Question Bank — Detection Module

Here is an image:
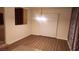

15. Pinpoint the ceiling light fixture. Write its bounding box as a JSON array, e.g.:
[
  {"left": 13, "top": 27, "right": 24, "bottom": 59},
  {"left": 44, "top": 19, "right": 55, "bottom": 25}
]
[{"left": 35, "top": 8, "right": 47, "bottom": 22}]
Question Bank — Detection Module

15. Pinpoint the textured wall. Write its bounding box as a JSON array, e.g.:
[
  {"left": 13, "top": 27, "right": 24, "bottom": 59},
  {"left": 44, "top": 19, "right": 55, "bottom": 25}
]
[{"left": 4, "top": 8, "right": 31, "bottom": 44}]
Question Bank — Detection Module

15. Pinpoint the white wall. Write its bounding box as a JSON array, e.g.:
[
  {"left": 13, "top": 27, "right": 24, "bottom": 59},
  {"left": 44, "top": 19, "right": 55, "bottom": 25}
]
[
  {"left": 4, "top": 8, "right": 31, "bottom": 44},
  {"left": 30, "top": 8, "right": 72, "bottom": 40},
  {"left": 4, "top": 7, "right": 72, "bottom": 44}
]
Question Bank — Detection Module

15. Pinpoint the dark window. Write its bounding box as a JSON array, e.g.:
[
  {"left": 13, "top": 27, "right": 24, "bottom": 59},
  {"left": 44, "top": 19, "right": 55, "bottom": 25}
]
[
  {"left": 15, "top": 8, "right": 23, "bottom": 25},
  {"left": 0, "top": 13, "right": 4, "bottom": 25}
]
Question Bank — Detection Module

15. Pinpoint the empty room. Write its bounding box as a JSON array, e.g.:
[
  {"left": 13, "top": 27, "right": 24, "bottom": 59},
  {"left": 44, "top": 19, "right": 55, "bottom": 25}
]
[{"left": 0, "top": 7, "right": 79, "bottom": 51}]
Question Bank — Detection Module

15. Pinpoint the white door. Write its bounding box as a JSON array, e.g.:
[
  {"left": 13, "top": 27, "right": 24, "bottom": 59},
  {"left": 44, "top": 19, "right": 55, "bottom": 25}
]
[
  {"left": 40, "top": 14, "right": 58, "bottom": 37},
  {"left": 32, "top": 13, "right": 58, "bottom": 38}
]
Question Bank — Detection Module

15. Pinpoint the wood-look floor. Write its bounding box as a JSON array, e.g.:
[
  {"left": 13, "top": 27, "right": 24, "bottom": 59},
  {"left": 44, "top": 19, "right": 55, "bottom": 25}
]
[
  {"left": 0, "top": 41, "right": 7, "bottom": 51},
  {"left": 7, "top": 35, "right": 69, "bottom": 51}
]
